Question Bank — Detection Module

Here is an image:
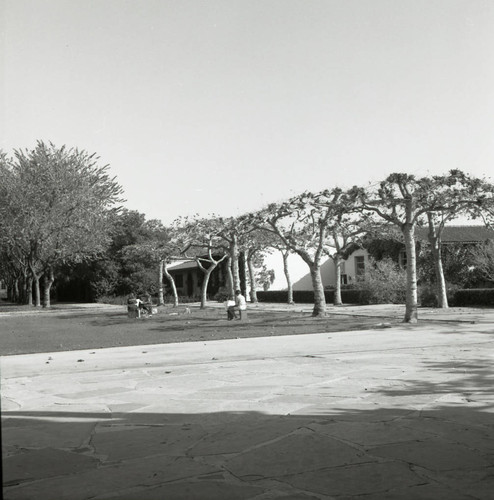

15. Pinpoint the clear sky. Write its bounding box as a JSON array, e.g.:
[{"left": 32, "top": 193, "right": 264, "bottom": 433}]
[{"left": 2, "top": 0, "right": 494, "bottom": 225}]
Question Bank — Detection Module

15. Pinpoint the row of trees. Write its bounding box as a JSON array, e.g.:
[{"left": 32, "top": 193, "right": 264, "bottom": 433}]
[{"left": 2, "top": 142, "right": 494, "bottom": 323}]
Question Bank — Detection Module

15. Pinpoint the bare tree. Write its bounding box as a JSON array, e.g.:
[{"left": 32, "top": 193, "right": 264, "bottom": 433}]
[
  {"left": 312, "top": 189, "right": 370, "bottom": 306},
  {"left": 352, "top": 174, "right": 435, "bottom": 323},
  {"left": 422, "top": 170, "right": 494, "bottom": 308},
  {"left": 254, "top": 190, "right": 342, "bottom": 317},
  {"left": 175, "top": 216, "right": 228, "bottom": 308}
]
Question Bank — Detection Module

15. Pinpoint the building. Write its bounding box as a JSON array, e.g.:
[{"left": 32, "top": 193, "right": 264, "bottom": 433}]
[
  {"left": 166, "top": 256, "right": 248, "bottom": 299},
  {"left": 164, "top": 226, "right": 494, "bottom": 297},
  {"left": 290, "top": 225, "right": 494, "bottom": 291}
]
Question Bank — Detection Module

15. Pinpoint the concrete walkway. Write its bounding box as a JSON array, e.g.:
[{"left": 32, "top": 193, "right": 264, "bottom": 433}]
[{"left": 2, "top": 305, "right": 494, "bottom": 499}]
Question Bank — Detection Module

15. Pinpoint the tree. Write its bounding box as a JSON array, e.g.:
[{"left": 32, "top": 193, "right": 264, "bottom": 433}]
[
  {"left": 3, "top": 142, "right": 123, "bottom": 307},
  {"left": 263, "top": 237, "right": 296, "bottom": 305},
  {"left": 176, "top": 216, "right": 228, "bottom": 308},
  {"left": 216, "top": 215, "right": 259, "bottom": 297},
  {"left": 120, "top": 221, "right": 182, "bottom": 306},
  {"left": 421, "top": 170, "right": 494, "bottom": 308},
  {"left": 352, "top": 174, "right": 437, "bottom": 323},
  {"left": 0, "top": 152, "right": 38, "bottom": 304},
  {"left": 254, "top": 190, "right": 341, "bottom": 317},
  {"left": 240, "top": 227, "right": 276, "bottom": 303},
  {"left": 256, "top": 264, "right": 276, "bottom": 292},
  {"left": 469, "top": 240, "right": 494, "bottom": 283},
  {"left": 311, "top": 189, "right": 370, "bottom": 306}
]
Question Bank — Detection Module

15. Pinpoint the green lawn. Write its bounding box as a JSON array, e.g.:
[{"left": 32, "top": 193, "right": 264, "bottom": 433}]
[{"left": 0, "top": 305, "right": 399, "bottom": 355}]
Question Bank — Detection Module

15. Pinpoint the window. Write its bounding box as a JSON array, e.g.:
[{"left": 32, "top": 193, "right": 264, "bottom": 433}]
[
  {"left": 174, "top": 274, "right": 184, "bottom": 288},
  {"left": 355, "top": 256, "right": 365, "bottom": 277},
  {"left": 340, "top": 262, "right": 347, "bottom": 284}
]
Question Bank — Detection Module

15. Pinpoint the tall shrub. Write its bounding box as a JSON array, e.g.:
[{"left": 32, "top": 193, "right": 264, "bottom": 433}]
[{"left": 357, "top": 257, "right": 407, "bottom": 304}]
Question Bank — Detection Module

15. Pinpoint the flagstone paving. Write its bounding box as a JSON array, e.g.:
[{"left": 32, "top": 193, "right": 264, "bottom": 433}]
[{"left": 2, "top": 307, "right": 494, "bottom": 499}]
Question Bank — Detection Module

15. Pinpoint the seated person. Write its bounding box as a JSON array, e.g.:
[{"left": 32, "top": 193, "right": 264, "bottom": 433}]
[
  {"left": 139, "top": 292, "right": 153, "bottom": 314},
  {"left": 225, "top": 296, "right": 236, "bottom": 320},
  {"left": 127, "top": 293, "right": 142, "bottom": 317},
  {"left": 234, "top": 289, "right": 247, "bottom": 318}
]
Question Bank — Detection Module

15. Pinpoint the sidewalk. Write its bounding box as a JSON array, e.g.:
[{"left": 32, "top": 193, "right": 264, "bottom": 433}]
[
  {"left": 213, "top": 300, "right": 494, "bottom": 323},
  {"left": 0, "top": 301, "right": 122, "bottom": 317},
  {"left": 2, "top": 307, "right": 494, "bottom": 499}
]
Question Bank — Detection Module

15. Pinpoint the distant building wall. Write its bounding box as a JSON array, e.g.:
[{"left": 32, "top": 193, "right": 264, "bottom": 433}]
[{"left": 291, "top": 248, "right": 370, "bottom": 291}]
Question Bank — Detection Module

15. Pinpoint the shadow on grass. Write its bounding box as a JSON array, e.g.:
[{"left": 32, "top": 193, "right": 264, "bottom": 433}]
[
  {"left": 0, "top": 304, "right": 412, "bottom": 356},
  {"left": 67, "top": 308, "right": 398, "bottom": 330}
]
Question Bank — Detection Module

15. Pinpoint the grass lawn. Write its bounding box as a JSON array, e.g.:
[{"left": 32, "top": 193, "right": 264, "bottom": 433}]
[{"left": 0, "top": 304, "right": 400, "bottom": 356}]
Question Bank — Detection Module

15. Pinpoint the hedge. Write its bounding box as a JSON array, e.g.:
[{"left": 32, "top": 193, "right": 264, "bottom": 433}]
[
  {"left": 256, "top": 289, "right": 362, "bottom": 305},
  {"left": 451, "top": 288, "right": 494, "bottom": 307},
  {"left": 257, "top": 288, "right": 494, "bottom": 308}
]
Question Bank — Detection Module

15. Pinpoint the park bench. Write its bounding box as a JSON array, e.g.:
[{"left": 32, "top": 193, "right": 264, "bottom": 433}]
[{"left": 127, "top": 303, "right": 158, "bottom": 319}]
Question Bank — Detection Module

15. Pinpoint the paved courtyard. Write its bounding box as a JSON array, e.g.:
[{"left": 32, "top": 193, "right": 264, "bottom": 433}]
[{"left": 2, "top": 305, "right": 494, "bottom": 499}]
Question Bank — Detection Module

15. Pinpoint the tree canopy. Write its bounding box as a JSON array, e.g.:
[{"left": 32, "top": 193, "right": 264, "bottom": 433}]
[
  {"left": 0, "top": 142, "right": 123, "bottom": 306},
  {"left": 2, "top": 141, "right": 494, "bottom": 319}
]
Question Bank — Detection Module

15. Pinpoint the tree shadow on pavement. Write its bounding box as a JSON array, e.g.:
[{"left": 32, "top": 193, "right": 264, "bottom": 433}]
[
  {"left": 3, "top": 404, "right": 494, "bottom": 500},
  {"left": 372, "top": 356, "right": 494, "bottom": 401}
]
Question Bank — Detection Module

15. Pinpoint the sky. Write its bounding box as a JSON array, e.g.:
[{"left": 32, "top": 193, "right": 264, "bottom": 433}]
[{"left": 2, "top": 0, "right": 494, "bottom": 226}]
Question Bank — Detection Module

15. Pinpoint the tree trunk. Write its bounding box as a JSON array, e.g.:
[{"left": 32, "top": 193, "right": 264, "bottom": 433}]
[
  {"left": 402, "top": 224, "right": 418, "bottom": 323},
  {"left": 26, "top": 275, "right": 33, "bottom": 306},
  {"left": 43, "top": 267, "right": 55, "bottom": 308},
  {"left": 309, "top": 262, "right": 326, "bottom": 317},
  {"left": 282, "top": 251, "right": 294, "bottom": 305},
  {"left": 158, "top": 260, "right": 165, "bottom": 305},
  {"left": 333, "top": 254, "right": 343, "bottom": 306},
  {"left": 427, "top": 218, "right": 448, "bottom": 308},
  {"left": 19, "top": 271, "right": 27, "bottom": 304},
  {"left": 163, "top": 265, "right": 179, "bottom": 307},
  {"left": 32, "top": 274, "right": 41, "bottom": 307},
  {"left": 433, "top": 246, "right": 448, "bottom": 308},
  {"left": 199, "top": 266, "right": 216, "bottom": 309},
  {"left": 230, "top": 237, "right": 241, "bottom": 292},
  {"left": 29, "top": 259, "right": 42, "bottom": 307},
  {"left": 225, "top": 256, "right": 234, "bottom": 296},
  {"left": 247, "top": 256, "right": 258, "bottom": 303},
  {"left": 12, "top": 279, "right": 19, "bottom": 303},
  {"left": 242, "top": 251, "right": 250, "bottom": 300}
]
